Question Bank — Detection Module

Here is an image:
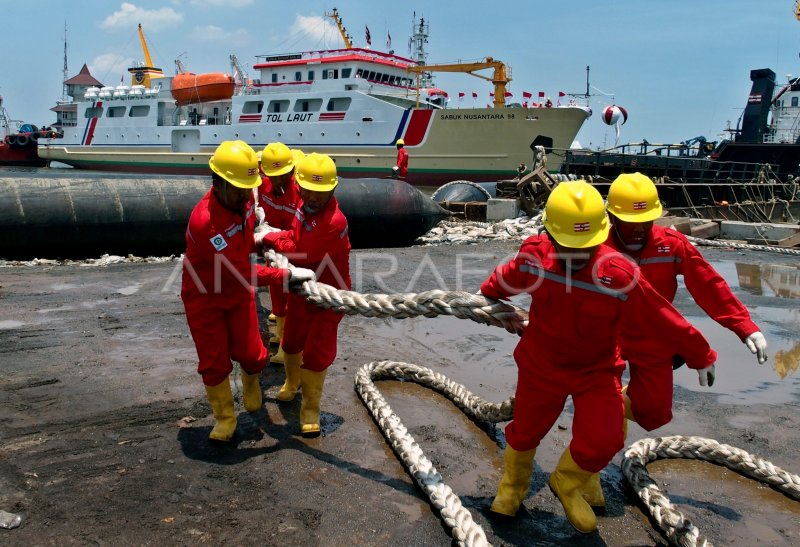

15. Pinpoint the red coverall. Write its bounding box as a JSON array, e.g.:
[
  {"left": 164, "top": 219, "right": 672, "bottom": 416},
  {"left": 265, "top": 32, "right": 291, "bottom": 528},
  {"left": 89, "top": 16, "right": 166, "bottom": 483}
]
[
  {"left": 396, "top": 147, "right": 408, "bottom": 179},
  {"left": 262, "top": 196, "right": 351, "bottom": 372},
  {"left": 479, "top": 235, "right": 717, "bottom": 472},
  {"left": 181, "top": 188, "right": 288, "bottom": 386},
  {"left": 607, "top": 224, "right": 759, "bottom": 430},
  {"left": 257, "top": 174, "right": 302, "bottom": 317}
]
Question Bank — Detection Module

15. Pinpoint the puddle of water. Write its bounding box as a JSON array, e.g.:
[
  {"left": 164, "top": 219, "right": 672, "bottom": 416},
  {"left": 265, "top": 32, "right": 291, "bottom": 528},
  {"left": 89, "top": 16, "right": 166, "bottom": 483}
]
[
  {"left": 0, "top": 320, "right": 24, "bottom": 329},
  {"left": 673, "top": 259, "right": 800, "bottom": 404},
  {"left": 732, "top": 262, "right": 800, "bottom": 300}
]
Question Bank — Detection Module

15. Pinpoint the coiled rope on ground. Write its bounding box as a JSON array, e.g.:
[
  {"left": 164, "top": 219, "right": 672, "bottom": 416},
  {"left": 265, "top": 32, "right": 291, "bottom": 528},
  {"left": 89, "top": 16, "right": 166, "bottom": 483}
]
[
  {"left": 622, "top": 436, "right": 800, "bottom": 547},
  {"left": 261, "top": 248, "right": 799, "bottom": 547},
  {"left": 686, "top": 234, "right": 800, "bottom": 256}
]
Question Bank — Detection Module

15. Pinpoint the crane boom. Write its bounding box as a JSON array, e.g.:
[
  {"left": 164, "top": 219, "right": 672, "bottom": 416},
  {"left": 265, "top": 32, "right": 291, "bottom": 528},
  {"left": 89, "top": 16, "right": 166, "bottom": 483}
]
[
  {"left": 325, "top": 8, "right": 352, "bottom": 49},
  {"left": 138, "top": 24, "right": 155, "bottom": 68},
  {"left": 407, "top": 57, "right": 511, "bottom": 109}
]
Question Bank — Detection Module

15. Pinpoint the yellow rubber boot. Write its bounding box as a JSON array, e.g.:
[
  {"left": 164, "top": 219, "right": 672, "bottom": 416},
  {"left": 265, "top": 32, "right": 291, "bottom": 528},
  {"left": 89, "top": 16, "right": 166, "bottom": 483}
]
[
  {"left": 240, "top": 369, "right": 263, "bottom": 412},
  {"left": 489, "top": 446, "right": 536, "bottom": 516},
  {"left": 276, "top": 351, "right": 302, "bottom": 402},
  {"left": 299, "top": 368, "right": 327, "bottom": 438},
  {"left": 269, "top": 317, "right": 286, "bottom": 364},
  {"left": 548, "top": 448, "right": 597, "bottom": 533},
  {"left": 582, "top": 472, "right": 605, "bottom": 508},
  {"left": 269, "top": 315, "right": 283, "bottom": 345},
  {"left": 204, "top": 377, "right": 237, "bottom": 442}
]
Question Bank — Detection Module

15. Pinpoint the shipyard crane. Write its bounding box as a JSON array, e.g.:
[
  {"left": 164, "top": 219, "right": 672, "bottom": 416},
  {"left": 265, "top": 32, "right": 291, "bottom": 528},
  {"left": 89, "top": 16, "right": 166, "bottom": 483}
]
[
  {"left": 325, "top": 7, "right": 353, "bottom": 49},
  {"left": 407, "top": 57, "right": 512, "bottom": 109},
  {"left": 229, "top": 54, "right": 250, "bottom": 94},
  {"left": 127, "top": 24, "right": 164, "bottom": 87}
]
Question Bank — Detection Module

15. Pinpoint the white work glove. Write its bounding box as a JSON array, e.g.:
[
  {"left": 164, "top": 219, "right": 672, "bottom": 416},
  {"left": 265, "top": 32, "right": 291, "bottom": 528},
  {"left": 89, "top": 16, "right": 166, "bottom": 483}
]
[
  {"left": 697, "top": 364, "right": 716, "bottom": 387},
  {"left": 289, "top": 267, "right": 316, "bottom": 285},
  {"left": 744, "top": 331, "right": 768, "bottom": 364},
  {"left": 254, "top": 206, "right": 265, "bottom": 225},
  {"left": 254, "top": 223, "right": 281, "bottom": 246}
]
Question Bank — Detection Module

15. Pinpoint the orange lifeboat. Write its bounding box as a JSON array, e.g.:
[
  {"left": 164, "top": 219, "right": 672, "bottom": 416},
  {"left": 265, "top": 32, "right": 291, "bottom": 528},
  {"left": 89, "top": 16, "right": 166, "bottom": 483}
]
[{"left": 171, "top": 72, "right": 235, "bottom": 105}]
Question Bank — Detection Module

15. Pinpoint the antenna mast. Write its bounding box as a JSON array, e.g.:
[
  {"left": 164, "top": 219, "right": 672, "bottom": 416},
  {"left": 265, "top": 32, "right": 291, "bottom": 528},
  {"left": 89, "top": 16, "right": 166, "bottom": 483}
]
[
  {"left": 410, "top": 13, "right": 433, "bottom": 88},
  {"left": 62, "top": 22, "right": 68, "bottom": 102}
]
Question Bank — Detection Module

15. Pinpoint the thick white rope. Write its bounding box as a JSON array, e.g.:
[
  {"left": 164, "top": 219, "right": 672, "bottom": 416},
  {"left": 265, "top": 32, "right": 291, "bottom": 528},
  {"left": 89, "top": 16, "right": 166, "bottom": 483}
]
[
  {"left": 355, "top": 361, "right": 514, "bottom": 547},
  {"left": 622, "top": 436, "right": 800, "bottom": 547},
  {"left": 686, "top": 234, "right": 800, "bottom": 256}
]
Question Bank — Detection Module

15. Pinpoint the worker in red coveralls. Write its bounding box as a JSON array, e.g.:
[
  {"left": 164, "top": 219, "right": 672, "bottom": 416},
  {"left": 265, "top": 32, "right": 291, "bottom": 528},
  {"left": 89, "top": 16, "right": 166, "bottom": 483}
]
[
  {"left": 255, "top": 152, "right": 351, "bottom": 438},
  {"left": 480, "top": 180, "right": 717, "bottom": 533},
  {"left": 181, "top": 140, "right": 316, "bottom": 443},
  {"left": 393, "top": 138, "right": 408, "bottom": 179},
  {"left": 256, "top": 142, "right": 304, "bottom": 366},
  {"left": 603, "top": 174, "right": 766, "bottom": 434}
]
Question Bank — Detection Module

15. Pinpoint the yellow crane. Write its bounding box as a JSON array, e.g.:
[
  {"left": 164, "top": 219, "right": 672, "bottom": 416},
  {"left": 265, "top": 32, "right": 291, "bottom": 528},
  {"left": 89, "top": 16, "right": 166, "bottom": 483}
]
[
  {"left": 407, "top": 57, "right": 511, "bottom": 109},
  {"left": 325, "top": 8, "right": 353, "bottom": 49},
  {"left": 127, "top": 23, "right": 164, "bottom": 87}
]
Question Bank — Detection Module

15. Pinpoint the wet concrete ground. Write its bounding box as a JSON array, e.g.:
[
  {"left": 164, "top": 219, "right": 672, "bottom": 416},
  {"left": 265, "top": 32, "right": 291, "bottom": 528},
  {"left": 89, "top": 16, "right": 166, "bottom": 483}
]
[{"left": 0, "top": 241, "right": 798, "bottom": 546}]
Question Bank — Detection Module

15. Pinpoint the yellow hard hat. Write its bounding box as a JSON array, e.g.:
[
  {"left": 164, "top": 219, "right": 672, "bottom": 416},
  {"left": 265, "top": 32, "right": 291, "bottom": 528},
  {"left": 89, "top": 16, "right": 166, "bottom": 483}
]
[
  {"left": 209, "top": 140, "right": 260, "bottom": 189},
  {"left": 543, "top": 180, "right": 610, "bottom": 248},
  {"left": 260, "top": 142, "right": 295, "bottom": 177},
  {"left": 295, "top": 152, "right": 338, "bottom": 192},
  {"left": 607, "top": 172, "right": 663, "bottom": 222},
  {"left": 396, "top": 138, "right": 404, "bottom": 146},
  {"left": 291, "top": 149, "right": 306, "bottom": 164}
]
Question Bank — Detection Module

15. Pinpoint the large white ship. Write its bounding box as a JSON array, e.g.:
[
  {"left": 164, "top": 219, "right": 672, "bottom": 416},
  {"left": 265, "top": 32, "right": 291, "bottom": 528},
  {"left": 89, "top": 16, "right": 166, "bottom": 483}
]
[{"left": 40, "top": 12, "right": 590, "bottom": 185}]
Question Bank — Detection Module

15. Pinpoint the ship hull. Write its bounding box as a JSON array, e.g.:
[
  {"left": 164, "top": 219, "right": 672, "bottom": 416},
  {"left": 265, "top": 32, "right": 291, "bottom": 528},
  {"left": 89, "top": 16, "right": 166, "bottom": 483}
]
[{"left": 40, "top": 103, "right": 588, "bottom": 184}]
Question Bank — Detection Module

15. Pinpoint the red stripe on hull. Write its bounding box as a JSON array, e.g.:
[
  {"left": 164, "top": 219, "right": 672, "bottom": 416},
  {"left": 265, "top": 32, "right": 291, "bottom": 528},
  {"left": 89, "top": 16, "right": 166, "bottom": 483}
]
[{"left": 402, "top": 110, "right": 433, "bottom": 146}]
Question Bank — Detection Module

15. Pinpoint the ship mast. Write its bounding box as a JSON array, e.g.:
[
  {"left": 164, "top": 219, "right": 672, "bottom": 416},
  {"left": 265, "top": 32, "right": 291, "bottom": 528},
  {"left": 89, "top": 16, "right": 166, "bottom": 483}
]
[
  {"left": 410, "top": 13, "right": 434, "bottom": 88},
  {"left": 62, "top": 22, "right": 68, "bottom": 103}
]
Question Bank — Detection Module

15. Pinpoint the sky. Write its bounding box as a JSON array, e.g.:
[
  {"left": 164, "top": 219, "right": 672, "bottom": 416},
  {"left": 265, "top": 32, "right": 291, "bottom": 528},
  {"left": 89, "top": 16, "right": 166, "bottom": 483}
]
[{"left": 1, "top": 0, "right": 799, "bottom": 150}]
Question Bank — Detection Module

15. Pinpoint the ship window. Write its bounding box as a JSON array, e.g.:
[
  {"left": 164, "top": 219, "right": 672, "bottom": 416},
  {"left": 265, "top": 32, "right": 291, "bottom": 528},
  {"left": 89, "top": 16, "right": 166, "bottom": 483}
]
[
  {"left": 792, "top": 96, "right": 798, "bottom": 107},
  {"left": 242, "top": 101, "right": 264, "bottom": 114},
  {"left": 295, "top": 71, "right": 302, "bottom": 82},
  {"left": 326, "top": 97, "right": 352, "bottom": 111},
  {"left": 271, "top": 73, "right": 278, "bottom": 83},
  {"left": 268, "top": 100, "right": 289, "bottom": 113},
  {"left": 342, "top": 68, "right": 352, "bottom": 78},
  {"left": 355, "top": 69, "right": 363, "bottom": 78},
  {"left": 308, "top": 70, "right": 315, "bottom": 81},
  {"left": 381, "top": 73, "right": 390, "bottom": 83},
  {"left": 85, "top": 106, "right": 103, "bottom": 118},
  {"left": 129, "top": 105, "right": 150, "bottom": 117},
  {"left": 107, "top": 106, "right": 126, "bottom": 118},
  {"left": 294, "top": 99, "right": 322, "bottom": 113},
  {"left": 367, "top": 71, "right": 376, "bottom": 81}
]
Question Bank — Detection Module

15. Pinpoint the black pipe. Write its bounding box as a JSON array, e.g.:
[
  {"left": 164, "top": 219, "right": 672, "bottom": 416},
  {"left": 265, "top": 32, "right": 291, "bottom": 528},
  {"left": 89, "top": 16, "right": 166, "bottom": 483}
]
[{"left": 0, "top": 174, "right": 449, "bottom": 259}]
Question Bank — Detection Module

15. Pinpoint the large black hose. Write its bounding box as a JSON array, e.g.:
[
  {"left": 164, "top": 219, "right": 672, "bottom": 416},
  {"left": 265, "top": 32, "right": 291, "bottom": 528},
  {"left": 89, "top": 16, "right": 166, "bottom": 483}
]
[{"left": 0, "top": 174, "right": 449, "bottom": 259}]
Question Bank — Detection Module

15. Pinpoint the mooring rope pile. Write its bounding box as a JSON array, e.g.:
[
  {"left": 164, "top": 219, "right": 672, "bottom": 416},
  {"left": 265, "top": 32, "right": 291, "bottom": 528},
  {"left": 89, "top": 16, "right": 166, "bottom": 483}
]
[
  {"left": 355, "top": 361, "right": 514, "bottom": 547},
  {"left": 622, "top": 435, "right": 800, "bottom": 547},
  {"left": 261, "top": 246, "right": 799, "bottom": 546},
  {"left": 416, "top": 214, "right": 543, "bottom": 246}
]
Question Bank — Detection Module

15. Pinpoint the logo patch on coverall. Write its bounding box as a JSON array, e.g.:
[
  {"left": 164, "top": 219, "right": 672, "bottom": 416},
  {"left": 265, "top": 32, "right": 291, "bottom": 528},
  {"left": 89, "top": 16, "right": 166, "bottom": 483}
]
[
  {"left": 657, "top": 245, "right": 671, "bottom": 253},
  {"left": 210, "top": 234, "right": 228, "bottom": 251}
]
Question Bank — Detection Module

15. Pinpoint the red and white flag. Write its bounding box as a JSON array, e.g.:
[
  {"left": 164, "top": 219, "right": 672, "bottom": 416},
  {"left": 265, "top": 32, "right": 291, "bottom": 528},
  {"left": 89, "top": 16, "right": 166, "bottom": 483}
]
[
  {"left": 458, "top": 92, "right": 465, "bottom": 101},
  {"left": 504, "top": 91, "right": 513, "bottom": 98},
  {"left": 538, "top": 91, "right": 545, "bottom": 98},
  {"left": 489, "top": 92, "right": 495, "bottom": 97},
  {"left": 558, "top": 91, "right": 566, "bottom": 97},
  {"left": 522, "top": 91, "right": 533, "bottom": 99},
  {"left": 471, "top": 91, "right": 478, "bottom": 99}
]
